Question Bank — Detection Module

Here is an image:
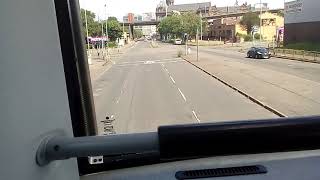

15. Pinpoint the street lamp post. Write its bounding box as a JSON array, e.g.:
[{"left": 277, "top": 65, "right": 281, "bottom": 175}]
[
  {"left": 260, "top": 0, "right": 262, "bottom": 43},
  {"left": 84, "top": 9, "right": 92, "bottom": 65},
  {"left": 253, "top": 2, "right": 264, "bottom": 44},
  {"left": 196, "top": 28, "right": 199, "bottom": 61},
  {"left": 105, "top": 3, "right": 109, "bottom": 56},
  {"left": 200, "top": 12, "right": 203, "bottom": 41}
]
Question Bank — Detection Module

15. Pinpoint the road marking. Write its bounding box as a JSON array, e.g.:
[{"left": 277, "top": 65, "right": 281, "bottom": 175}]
[
  {"left": 165, "top": 68, "right": 169, "bottom": 74},
  {"left": 170, "top": 76, "right": 176, "bottom": 84},
  {"left": 178, "top": 88, "right": 187, "bottom": 102},
  {"left": 192, "top": 110, "right": 201, "bottom": 123},
  {"left": 115, "top": 60, "right": 184, "bottom": 67},
  {"left": 110, "top": 115, "right": 114, "bottom": 119},
  {"left": 144, "top": 61, "right": 155, "bottom": 64},
  {"left": 117, "top": 58, "right": 181, "bottom": 65},
  {"left": 96, "top": 88, "right": 103, "bottom": 92},
  {"left": 161, "top": 63, "right": 164, "bottom": 67},
  {"left": 116, "top": 99, "right": 120, "bottom": 104}
]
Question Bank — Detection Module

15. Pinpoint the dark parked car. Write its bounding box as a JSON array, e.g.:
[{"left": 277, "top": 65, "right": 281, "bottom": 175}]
[{"left": 247, "top": 47, "right": 271, "bottom": 59}]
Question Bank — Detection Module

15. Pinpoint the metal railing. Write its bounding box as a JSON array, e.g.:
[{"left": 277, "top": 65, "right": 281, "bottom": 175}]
[{"left": 270, "top": 48, "right": 320, "bottom": 63}]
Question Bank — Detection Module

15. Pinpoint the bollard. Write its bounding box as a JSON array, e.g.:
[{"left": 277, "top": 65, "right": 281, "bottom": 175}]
[
  {"left": 292, "top": 49, "right": 295, "bottom": 58},
  {"left": 87, "top": 53, "right": 92, "bottom": 65}
]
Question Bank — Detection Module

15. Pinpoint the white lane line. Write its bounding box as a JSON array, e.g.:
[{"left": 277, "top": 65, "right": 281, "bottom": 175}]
[
  {"left": 170, "top": 76, "right": 176, "bottom": 84},
  {"left": 161, "top": 63, "right": 164, "bottom": 67},
  {"left": 192, "top": 110, "right": 201, "bottom": 123},
  {"left": 165, "top": 68, "right": 169, "bottom": 74},
  {"left": 116, "top": 99, "right": 120, "bottom": 104},
  {"left": 178, "top": 88, "right": 187, "bottom": 102}
]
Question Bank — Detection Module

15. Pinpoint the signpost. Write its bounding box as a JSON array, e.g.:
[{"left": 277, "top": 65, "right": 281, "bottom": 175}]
[{"left": 196, "top": 28, "right": 199, "bottom": 61}]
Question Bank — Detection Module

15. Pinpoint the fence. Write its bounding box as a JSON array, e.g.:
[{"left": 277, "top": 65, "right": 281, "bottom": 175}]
[{"left": 270, "top": 48, "right": 320, "bottom": 63}]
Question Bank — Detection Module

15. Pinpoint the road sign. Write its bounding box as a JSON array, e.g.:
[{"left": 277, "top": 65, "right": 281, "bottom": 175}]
[{"left": 252, "top": 26, "right": 259, "bottom": 33}]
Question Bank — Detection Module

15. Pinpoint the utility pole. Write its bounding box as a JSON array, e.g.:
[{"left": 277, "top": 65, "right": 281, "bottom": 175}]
[
  {"left": 166, "top": 4, "right": 168, "bottom": 17},
  {"left": 197, "top": 28, "right": 199, "bottom": 61},
  {"left": 200, "top": 12, "right": 203, "bottom": 41},
  {"left": 105, "top": 3, "right": 109, "bottom": 55},
  {"left": 185, "top": 33, "right": 188, "bottom": 55},
  {"left": 100, "top": 16, "right": 104, "bottom": 50},
  {"left": 84, "top": 9, "right": 92, "bottom": 65},
  {"left": 123, "top": 21, "right": 125, "bottom": 35},
  {"left": 259, "top": 0, "right": 262, "bottom": 43}
]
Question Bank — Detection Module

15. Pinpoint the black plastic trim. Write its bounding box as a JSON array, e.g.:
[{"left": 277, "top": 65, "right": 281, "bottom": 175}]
[
  {"left": 53, "top": 0, "right": 98, "bottom": 175},
  {"left": 159, "top": 116, "right": 320, "bottom": 159},
  {"left": 54, "top": 0, "right": 97, "bottom": 137},
  {"left": 175, "top": 165, "right": 267, "bottom": 179}
]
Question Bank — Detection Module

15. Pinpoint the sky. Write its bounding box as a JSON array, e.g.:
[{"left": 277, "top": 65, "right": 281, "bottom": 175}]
[{"left": 79, "top": 0, "right": 284, "bottom": 21}]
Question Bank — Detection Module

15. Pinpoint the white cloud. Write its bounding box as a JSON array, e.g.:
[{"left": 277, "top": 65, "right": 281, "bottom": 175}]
[{"left": 79, "top": 0, "right": 284, "bottom": 21}]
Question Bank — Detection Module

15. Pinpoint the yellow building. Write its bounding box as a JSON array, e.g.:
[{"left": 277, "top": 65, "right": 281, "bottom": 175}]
[
  {"left": 259, "top": 12, "right": 284, "bottom": 41},
  {"left": 207, "top": 10, "right": 284, "bottom": 42}
]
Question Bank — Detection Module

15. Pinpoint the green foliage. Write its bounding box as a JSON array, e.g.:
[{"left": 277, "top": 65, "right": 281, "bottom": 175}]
[
  {"left": 108, "top": 17, "right": 118, "bottom": 21},
  {"left": 254, "top": 33, "right": 261, "bottom": 40},
  {"left": 276, "top": 10, "right": 284, "bottom": 17},
  {"left": 158, "top": 12, "right": 202, "bottom": 39},
  {"left": 133, "top": 29, "right": 143, "bottom": 39},
  {"left": 158, "top": 15, "right": 183, "bottom": 37},
  {"left": 236, "top": 32, "right": 246, "bottom": 38},
  {"left": 106, "top": 18, "right": 122, "bottom": 41},
  {"left": 240, "top": 12, "right": 260, "bottom": 34},
  {"left": 285, "top": 42, "right": 320, "bottom": 52},
  {"left": 80, "top": 9, "right": 101, "bottom": 36},
  {"left": 244, "top": 34, "right": 253, "bottom": 42},
  {"left": 80, "top": 10, "right": 122, "bottom": 41},
  {"left": 108, "top": 41, "right": 117, "bottom": 48}
]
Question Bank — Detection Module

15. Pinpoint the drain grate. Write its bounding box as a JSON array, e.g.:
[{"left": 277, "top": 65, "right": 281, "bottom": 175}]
[{"left": 175, "top": 165, "right": 267, "bottom": 179}]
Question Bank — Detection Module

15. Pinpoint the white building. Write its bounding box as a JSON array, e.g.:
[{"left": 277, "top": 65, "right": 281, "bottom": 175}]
[{"left": 284, "top": 0, "right": 320, "bottom": 44}]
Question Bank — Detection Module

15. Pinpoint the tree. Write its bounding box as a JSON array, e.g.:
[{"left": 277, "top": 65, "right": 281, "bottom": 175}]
[
  {"left": 239, "top": 12, "right": 260, "bottom": 34},
  {"left": 108, "top": 17, "right": 118, "bottom": 21},
  {"left": 181, "top": 12, "right": 202, "bottom": 37},
  {"left": 80, "top": 9, "right": 101, "bottom": 37},
  {"left": 276, "top": 10, "right": 284, "bottom": 17},
  {"left": 158, "top": 12, "right": 202, "bottom": 40},
  {"left": 106, "top": 18, "right": 122, "bottom": 41},
  {"left": 158, "top": 15, "right": 183, "bottom": 39},
  {"left": 133, "top": 29, "right": 143, "bottom": 39}
]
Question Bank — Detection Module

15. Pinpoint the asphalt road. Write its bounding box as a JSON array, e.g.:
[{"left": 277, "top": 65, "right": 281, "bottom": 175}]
[
  {"left": 191, "top": 46, "right": 320, "bottom": 83},
  {"left": 93, "top": 41, "right": 276, "bottom": 135}
]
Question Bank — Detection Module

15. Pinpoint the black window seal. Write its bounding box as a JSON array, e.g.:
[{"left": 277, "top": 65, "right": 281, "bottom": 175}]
[{"left": 53, "top": 0, "right": 320, "bottom": 176}]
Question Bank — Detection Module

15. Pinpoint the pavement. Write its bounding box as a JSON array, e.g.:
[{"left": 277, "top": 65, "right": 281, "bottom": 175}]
[
  {"left": 185, "top": 45, "right": 320, "bottom": 117},
  {"left": 88, "top": 42, "right": 136, "bottom": 82},
  {"left": 91, "top": 41, "right": 278, "bottom": 135}
]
